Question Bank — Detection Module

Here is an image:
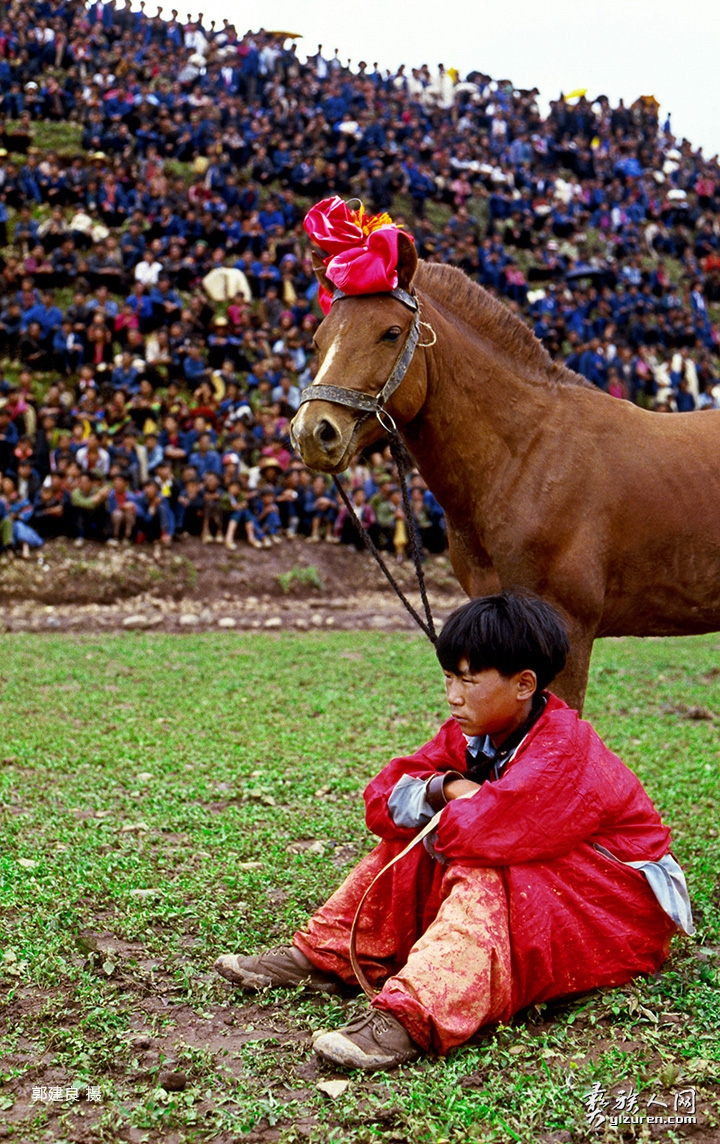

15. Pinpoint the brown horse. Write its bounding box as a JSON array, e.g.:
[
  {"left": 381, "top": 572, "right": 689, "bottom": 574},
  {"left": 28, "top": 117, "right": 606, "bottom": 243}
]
[{"left": 291, "top": 234, "right": 720, "bottom": 709}]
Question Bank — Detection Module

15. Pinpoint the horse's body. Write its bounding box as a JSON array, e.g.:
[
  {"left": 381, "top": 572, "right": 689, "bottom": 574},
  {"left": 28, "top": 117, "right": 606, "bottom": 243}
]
[{"left": 292, "top": 253, "right": 720, "bottom": 709}]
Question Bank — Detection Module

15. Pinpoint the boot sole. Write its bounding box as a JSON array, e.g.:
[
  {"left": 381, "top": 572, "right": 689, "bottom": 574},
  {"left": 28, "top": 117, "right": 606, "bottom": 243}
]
[{"left": 312, "top": 1030, "right": 419, "bottom": 1070}]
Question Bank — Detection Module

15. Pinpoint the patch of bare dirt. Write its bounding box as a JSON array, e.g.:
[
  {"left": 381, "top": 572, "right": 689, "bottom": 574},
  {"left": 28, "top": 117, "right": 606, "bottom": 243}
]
[
  {"left": 2, "top": 964, "right": 718, "bottom": 1143},
  {"left": 0, "top": 537, "right": 465, "bottom": 634},
  {"left": 0, "top": 971, "right": 326, "bottom": 1144}
]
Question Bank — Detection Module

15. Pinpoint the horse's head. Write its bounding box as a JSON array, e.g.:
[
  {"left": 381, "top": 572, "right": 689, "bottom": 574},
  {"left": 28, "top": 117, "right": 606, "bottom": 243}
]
[{"left": 291, "top": 232, "right": 427, "bottom": 472}]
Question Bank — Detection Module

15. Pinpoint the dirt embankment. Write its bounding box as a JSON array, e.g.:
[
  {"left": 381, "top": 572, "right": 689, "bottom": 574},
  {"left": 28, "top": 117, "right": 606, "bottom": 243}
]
[{"left": 0, "top": 539, "right": 466, "bottom": 634}]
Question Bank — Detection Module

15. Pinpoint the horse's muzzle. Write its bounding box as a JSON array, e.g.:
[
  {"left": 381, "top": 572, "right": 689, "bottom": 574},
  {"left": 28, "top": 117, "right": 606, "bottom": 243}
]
[{"left": 290, "top": 405, "right": 355, "bottom": 472}]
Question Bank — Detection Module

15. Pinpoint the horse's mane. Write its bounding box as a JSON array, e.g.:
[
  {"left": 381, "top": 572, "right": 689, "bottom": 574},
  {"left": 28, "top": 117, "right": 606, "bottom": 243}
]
[{"left": 415, "top": 262, "right": 593, "bottom": 390}]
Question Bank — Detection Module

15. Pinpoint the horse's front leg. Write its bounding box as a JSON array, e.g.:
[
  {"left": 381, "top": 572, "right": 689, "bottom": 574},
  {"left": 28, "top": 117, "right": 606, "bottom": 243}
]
[
  {"left": 548, "top": 626, "right": 594, "bottom": 713},
  {"left": 446, "top": 522, "right": 500, "bottom": 599},
  {"left": 446, "top": 521, "right": 596, "bottom": 713}
]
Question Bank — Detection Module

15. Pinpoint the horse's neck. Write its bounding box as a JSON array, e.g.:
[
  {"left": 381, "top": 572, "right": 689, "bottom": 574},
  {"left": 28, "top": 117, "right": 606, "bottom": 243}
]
[{"left": 405, "top": 295, "right": 552, "bottom": 510}]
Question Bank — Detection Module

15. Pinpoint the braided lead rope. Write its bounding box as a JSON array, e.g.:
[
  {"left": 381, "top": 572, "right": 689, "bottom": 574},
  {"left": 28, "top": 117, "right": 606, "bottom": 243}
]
[
  {"left": 332, "top": 472, "right": 436, "bottom": 642},
  {"left": 387, "top": 430, "right": 437, "bottom": 643}
]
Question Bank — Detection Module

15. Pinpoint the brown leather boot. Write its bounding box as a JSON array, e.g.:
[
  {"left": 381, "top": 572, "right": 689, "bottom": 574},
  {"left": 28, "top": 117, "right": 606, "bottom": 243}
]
[
  {"left": 312, "top": 1008, "right": 420, "bottom": 1070},
  {"left": 214, "top": 946, "right": 339, "bottom": 993}
]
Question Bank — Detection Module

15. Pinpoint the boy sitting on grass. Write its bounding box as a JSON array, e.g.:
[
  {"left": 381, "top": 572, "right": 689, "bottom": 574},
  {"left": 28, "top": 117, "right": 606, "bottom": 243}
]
[{"left": 215, "top": 592, "right": 693, "bottom": 1070}]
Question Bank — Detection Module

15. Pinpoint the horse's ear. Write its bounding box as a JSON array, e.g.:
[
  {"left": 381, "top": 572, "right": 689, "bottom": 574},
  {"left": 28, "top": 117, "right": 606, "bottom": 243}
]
[
  {"left": 396, "top": 231, "right": 418, "bottom": 292},
  {"left": 311, "top": 248, "right": 333, "bottom": 296}
]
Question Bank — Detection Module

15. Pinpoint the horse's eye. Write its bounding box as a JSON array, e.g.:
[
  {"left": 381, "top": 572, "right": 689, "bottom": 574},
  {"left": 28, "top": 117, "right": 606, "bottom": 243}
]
[{"left": 382, "top": 327, "right": 402, "bottom": 342}]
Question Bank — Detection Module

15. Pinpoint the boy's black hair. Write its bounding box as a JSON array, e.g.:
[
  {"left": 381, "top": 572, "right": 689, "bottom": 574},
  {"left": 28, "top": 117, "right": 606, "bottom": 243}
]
[{"left": 435, "top": 590, "right": 569, "bottom": 690}]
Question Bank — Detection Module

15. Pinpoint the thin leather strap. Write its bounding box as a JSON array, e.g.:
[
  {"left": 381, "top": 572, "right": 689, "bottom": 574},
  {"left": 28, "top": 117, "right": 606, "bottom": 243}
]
[
  {"left": 349, "top": 810, "right": 444, "bottom": 999},
  {"left": 349, "top": 791, "right": 476, "bottom": 999},
  {"left": 331, "top": 285, "right": 418, "bottom": 312}
]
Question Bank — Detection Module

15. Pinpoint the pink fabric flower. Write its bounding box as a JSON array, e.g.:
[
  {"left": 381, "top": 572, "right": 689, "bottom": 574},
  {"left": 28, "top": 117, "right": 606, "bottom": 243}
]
[
  {"left": 317, "top": 286, "right": 334, "bottom": 316},
  {"left": 327, "top": 228, "right": 400, "bottom": 295},
  {"left": 304, "top": 196, "right": 365, "bottom": 257},
  {"left": 304, "top": 196, "right": 413, "bottom": 308}
]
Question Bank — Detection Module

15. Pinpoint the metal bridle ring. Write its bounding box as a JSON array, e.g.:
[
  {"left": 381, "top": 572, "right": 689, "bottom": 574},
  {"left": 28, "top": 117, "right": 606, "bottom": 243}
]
[{"left": 376, "top": 406, "right": 398, "bottom": 434}]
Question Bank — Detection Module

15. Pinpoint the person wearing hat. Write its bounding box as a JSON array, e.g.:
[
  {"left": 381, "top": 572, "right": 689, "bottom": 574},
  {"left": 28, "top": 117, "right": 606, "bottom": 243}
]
[
  {"left": 207, "top": 314, "right": 238, "bottom": 373},
  {"left": 221, "top": 451, "right": 241, "bottom": 483},
  {"left": 257, "top": 455, "right": 283, "bottom": 483}
]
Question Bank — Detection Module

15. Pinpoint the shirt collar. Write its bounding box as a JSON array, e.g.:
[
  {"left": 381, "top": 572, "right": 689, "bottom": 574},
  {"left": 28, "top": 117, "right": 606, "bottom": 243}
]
[{"left": 464, "top": 732, "right": 496, "bottom": 758}]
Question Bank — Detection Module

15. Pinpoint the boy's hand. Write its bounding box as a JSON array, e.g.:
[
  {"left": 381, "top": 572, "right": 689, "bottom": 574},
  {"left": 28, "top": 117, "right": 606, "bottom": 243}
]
[{"left": 444, "top": 777, "right": 481, "bottom": 800}]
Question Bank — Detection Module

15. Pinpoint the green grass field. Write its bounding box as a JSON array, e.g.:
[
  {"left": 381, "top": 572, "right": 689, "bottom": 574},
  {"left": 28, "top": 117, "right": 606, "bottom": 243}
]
[{"left": 0, "top": 631, "right": 719, "bottom": 1143}]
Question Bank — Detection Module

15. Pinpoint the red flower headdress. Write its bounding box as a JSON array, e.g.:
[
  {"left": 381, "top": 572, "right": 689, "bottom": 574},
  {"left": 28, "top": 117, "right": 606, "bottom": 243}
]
[{"left": 303, "top": 196, "right": 415, "bottom": 315}]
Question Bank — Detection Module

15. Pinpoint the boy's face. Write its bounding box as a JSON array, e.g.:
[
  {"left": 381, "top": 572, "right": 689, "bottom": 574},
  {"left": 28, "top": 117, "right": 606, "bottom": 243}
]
[{"left": 443, "top": 659, "right": 536, "bottom": 746}]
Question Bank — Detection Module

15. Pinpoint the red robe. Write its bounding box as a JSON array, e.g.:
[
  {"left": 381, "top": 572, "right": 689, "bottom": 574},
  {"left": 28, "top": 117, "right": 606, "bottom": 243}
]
[
  {"left": 296, "top": 694, "right": 678, "bottom": 1051},
  {"left": 362, "top": 693, "right": 677, "bottom": 1014}
]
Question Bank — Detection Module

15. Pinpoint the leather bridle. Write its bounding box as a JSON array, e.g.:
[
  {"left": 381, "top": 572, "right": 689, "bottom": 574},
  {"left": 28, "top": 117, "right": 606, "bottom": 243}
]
[
  {"left": 294, "top": 282, "right": 437, "bottom": 647},
  {"left": 297, "top": 286, "right": 420, "bottom": 432}
]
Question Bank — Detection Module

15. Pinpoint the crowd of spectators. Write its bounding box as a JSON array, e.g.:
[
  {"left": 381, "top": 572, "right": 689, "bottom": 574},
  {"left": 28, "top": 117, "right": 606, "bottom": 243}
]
[{"left": 0, "top": 0, "right": 718, "bottom": 558}]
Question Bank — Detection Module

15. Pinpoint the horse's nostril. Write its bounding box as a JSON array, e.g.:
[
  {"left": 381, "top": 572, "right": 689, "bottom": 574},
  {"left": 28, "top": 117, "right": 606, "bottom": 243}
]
[{"left": 316, "top": 418, "right": 339, "bottom": 446}]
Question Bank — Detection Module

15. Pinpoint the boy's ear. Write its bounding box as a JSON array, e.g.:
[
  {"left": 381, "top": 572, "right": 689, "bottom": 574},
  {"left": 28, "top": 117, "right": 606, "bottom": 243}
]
[{"left": 517, "top": 669, "right": 538, "bottom": 699}]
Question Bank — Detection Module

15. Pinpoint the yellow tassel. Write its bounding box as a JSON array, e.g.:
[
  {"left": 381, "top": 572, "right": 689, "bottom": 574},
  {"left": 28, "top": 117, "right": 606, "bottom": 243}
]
[{"left": 350, "top": 205, "right": 395, "bottom": 236}]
